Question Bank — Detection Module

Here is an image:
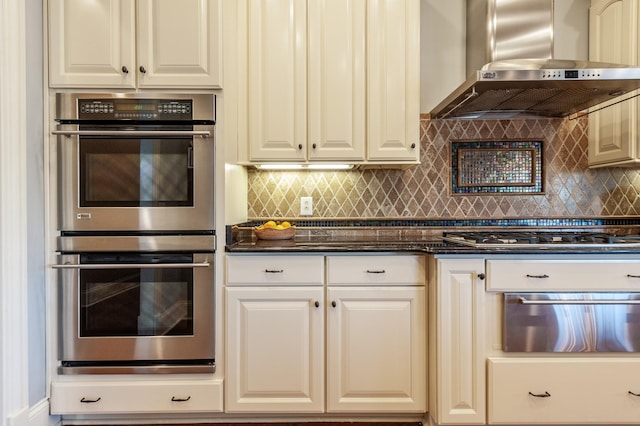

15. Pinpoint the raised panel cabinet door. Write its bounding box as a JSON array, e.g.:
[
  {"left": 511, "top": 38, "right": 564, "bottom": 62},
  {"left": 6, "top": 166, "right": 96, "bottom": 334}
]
[
  {"left": 366, "top": 0, "right": 420, "bottom": 162},
  {"left": 48, "top": 0, "right": 136, "bottom": 88},
  {"left": 247, "top": 0, "right": 307, "bottom": 161},
  {"left": 225, "top": 287, "right": 324, "bottom": 412},
  {"left": 307, "top": 0, "right": 366, "bottom": 161},
  {"left": 588, "top": 0, "right": 640, "bottom": 166},
  {"left": 431, "top": 258, "right": 486, "bottom": 424},
  {"left": 326, "top": 286, "right": 426, "bottom": 412},
  {"left": 136, "top": 0, "right": 222, "bottom": 88}
]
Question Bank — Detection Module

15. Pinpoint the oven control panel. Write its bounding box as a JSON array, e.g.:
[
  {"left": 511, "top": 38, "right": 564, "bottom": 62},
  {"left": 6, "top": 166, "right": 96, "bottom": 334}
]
[{"left": 78, "top": 99, "right": 193, "bottom": 120}]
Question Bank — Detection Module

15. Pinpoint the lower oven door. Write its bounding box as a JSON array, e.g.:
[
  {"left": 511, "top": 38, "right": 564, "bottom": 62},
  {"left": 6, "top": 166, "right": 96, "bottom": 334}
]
[
  {"left": 56, "top": 252, "right": 214, "bottom": 374},
  {"left": 504, "top": 292, "right": 640, "bottom": 352}
]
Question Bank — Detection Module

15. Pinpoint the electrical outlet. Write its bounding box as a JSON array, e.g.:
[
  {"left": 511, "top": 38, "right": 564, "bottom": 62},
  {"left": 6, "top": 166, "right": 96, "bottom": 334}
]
[{"left": 300, "top": 197, "right": 313, "bottom": 216}]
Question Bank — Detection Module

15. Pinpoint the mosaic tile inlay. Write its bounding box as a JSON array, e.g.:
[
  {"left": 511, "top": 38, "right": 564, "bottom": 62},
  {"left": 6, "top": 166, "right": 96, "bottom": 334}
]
[
  {"left": 451, "top": 140, "right": 543, "bottom": 194},
  {"left": 247, "top": 117, "right": 640, "bottom": 219}
]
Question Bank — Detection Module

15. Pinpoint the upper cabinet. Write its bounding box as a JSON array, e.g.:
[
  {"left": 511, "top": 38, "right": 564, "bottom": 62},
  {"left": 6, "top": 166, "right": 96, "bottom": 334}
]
[
  {"left": 588, "top": 0, "right": 640, "bottom": 167},
  {"left": 231, "top": 0, "right": 420, "bottom": 166},
  {"left": 48, "top": 0, "right": 222, "bottom": 89}
]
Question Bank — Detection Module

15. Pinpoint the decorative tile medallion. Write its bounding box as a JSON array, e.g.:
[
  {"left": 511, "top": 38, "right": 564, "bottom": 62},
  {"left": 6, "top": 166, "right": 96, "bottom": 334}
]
[{"left": 451, "top": 140, "right": 543, "bottom": 194}]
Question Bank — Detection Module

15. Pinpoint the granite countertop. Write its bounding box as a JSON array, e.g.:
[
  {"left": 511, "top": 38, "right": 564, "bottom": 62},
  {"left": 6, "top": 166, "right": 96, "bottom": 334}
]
[{"left": 225, "top": 219, "right": 640, "bottom": 255}]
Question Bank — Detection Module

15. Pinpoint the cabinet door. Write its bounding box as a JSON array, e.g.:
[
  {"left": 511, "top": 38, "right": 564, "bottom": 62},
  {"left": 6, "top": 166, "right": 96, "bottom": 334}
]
[
  {"left": 588, "top": 0, "right": 640, "bottom": 166},
  {"left": 225, "top": 287, "right": 324, "bottom": 412},
  {"left": 247, "top": 0, "right": 307, "bottom": 161},
  {"left": 366, "top": 0, "right": 420, "bottom": 162},
  {"left": 137, "top": 0, "right": 222, "bottom": 88},
  {"left": 431, "top": 258, "right": 486, "bottom": 424},
  {"left": 48, "top": 0, "right": 136, "bottom": 88},
  {"left": 326, "top": 286, "right": 426, "bottom": 412},
  {"left": 307, "top": 0, "right": 366, "bottom": 161}
]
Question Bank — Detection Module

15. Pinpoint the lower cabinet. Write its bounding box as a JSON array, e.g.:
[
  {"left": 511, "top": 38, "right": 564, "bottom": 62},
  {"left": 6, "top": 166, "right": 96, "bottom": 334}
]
[
  {"left": 50, "top": 379, "right": 224, "bottom": 414},
  {"left": 225, "top": 253, "right": 427, "bottom": 413},
  {"left": 489, "top": 358, "right": 640, "bottom": 424},
  {"left": 429, "top": 257, "right": 486, "bottom": 425}
]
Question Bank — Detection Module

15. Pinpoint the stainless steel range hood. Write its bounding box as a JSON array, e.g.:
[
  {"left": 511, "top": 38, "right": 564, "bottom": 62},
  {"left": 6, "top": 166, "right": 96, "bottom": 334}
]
[{"left": 430, "top": 0, "right": 640, "bottom": 119}]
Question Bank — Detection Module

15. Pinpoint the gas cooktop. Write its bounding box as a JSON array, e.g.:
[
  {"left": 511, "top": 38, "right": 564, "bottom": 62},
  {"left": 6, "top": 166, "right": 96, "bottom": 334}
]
[{"left": 443, "top": 231, "right": 640, "bottom": 248}]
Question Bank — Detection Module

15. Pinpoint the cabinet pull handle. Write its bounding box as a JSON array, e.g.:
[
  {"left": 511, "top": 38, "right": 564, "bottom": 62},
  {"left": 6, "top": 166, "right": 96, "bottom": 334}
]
[
  {"left": 477, "top": 273, "right": 485, "bottom": 280},
  {"left": 314, "top": 301, "right": 320, "bottom": 308},
  {"left": 171, "top": 396, "right": 191, "bottom": 402},
  {"left": 264, "top": 269, "right": 284, "bottom": 273},
  {"left": 139, "top": 66, "right": 147, "bottom": 74},
  {"left": 331, "top": 301, "right": 337, "bottom": 308},
  {"left": 366, "top": 269, "right": 386, "bottom": 274},
  {"left": 629, "top": 391, "right": 640, "bottom": 397},
  {"left": 528, "top": 391, "right": 551, "bottom": 398},
  {"left": 121, "top": 66, "right": 129, "bottom": 74},
  {"left": 80, "top": 397, "right": 101, "bottom": 403},
  {"left": 526, "top": 274, "right": 549, "bottom": 279},
  {"left": 627, "top": 274, "right": 640, "bottom": 278}
]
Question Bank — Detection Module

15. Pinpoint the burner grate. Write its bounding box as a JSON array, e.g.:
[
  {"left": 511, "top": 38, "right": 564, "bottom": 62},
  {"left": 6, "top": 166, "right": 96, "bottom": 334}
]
[{"left": 443, "top": 231, "right": 640, "bottom": 247}]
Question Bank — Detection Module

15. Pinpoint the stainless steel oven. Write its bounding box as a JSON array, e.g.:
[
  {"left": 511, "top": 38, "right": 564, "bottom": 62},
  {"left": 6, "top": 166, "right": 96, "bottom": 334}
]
[
  {"left": 54, "top": 235, "right": 215, "bottom": 374},
  {"left": 54, "top": 93, "right": 215, "bottom": 232}
]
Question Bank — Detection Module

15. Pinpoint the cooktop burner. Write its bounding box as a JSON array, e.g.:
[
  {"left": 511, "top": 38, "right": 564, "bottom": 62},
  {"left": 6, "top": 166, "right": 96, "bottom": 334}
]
[{"left": 443, "top": 231, "right": 640, "bottom": 247}]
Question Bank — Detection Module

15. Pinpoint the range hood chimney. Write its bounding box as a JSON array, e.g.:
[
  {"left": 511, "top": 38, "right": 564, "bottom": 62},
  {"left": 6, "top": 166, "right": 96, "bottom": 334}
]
[{"left": 430, "top": 0, "right": 640, "bottom": 119}]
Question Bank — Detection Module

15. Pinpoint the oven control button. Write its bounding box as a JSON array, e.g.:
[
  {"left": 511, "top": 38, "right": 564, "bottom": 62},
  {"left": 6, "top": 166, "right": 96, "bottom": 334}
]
[{"left": 76, "top": 213, "right": 92, "bottom": 220}]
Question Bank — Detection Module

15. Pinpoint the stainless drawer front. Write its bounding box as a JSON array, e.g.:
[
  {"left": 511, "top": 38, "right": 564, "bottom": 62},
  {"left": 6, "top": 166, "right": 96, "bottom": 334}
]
[{"left": 504, "top": 293, "right": 640, "bottom": 352}]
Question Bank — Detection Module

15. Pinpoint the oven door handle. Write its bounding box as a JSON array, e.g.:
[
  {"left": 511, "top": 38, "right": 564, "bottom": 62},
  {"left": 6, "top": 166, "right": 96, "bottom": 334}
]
[
  {"left": 52, "top": 262, "right": 210, "bottom": 269},
  {"left": 52, "top": 130, "right": 211, "bottom": 138},
  {"left": 518, "top": 297, "right": 640, "bottom": 305}
]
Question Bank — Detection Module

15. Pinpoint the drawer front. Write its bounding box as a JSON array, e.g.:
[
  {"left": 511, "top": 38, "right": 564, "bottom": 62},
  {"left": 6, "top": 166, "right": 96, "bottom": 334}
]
[
  {"left": 226, "top": 255, "right": 324, "bottom": 286},
  {"left": 50, "top": 380, "right": 223, "bottom": 414},
  {"left": 488, "top": 358, "right": 640, "bottom": 424},
  {"left": 486, "top": 259, "right": 640, "bottom": 291},
  {"left": 327, "top": 255, "right": 425, "bottom": 286}
]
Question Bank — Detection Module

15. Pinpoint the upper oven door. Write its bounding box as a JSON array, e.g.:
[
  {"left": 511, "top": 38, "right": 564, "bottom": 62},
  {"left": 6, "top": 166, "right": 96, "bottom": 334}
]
[{"left": 54, "top": 94, "right": 215, "bottom": 232}]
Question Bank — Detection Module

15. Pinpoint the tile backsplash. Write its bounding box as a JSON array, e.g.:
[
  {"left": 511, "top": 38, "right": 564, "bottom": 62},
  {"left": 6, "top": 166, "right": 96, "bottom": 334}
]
[{"left": 247, "top": 117, "right": 640, "bottom": 219}]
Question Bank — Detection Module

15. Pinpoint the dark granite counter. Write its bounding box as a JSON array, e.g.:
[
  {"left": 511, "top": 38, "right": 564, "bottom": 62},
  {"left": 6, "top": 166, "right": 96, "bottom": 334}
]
[{"left": 225, "top": 218, "right": 640, "bottom": 255}]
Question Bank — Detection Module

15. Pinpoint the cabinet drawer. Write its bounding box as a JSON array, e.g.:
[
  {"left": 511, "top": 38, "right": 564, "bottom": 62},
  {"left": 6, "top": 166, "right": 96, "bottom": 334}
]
[
  {"left": 486, "top": 259, "right": 640, "bottom": 291},
  {"left": 50, "top": 379, "right": 223, "bottom": 414},
  {"left": 488, "top": 358, "right": 640, "bottom": 424},
  {"left": 226, "top": 255, "right": 324, "bottom": 286},
  {"left": 327, "top": 255, "right": 425, "bottom": 285}
]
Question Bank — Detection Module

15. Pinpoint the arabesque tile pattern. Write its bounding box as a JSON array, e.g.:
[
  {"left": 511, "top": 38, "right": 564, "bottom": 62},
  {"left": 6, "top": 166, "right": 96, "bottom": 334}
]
[{"left": 247, "top": 117, "right": 640, "bottom": 219}]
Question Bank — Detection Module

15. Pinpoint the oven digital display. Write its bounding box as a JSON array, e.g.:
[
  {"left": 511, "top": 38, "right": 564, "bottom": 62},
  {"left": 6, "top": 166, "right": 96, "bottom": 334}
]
[{"left": 116, "top": 103, "right": 156, "bottom": 112}]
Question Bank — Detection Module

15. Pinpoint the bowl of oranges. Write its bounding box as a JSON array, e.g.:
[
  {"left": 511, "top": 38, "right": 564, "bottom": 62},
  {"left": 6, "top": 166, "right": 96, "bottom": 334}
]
[{"left": 253, "top": 220, "right": 296, "bottom": 240}]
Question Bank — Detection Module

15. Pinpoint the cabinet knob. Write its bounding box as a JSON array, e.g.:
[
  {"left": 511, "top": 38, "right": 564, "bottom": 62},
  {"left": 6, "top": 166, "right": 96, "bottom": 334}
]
[
  {"left": 121, "top": 66, "right": 129, "bottom": 74},
  {"left": 314, "top": 301, "right": 320, "bottom": 308},
  {"left": 139, "top": 66, "right": 147, "bottom": 74},
  {"left": 477, "top": 273, "right": 485, "bottom": 280},
  {"left": 331, "top": 301, "right": 337, "bottom": 308},
  {"left": 411, "top": 143, "right": 416, "bottom": 149},
  {"left": 312, "top": 143, "right": 317, "bottom": 149},
  {"left": 298, "top": 144, "right": 303, "bottom": 150}
]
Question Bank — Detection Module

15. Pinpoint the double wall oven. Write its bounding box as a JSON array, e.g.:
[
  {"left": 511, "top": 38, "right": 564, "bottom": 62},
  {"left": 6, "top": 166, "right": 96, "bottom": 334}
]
[{"left": 53, "top": 93, "right": 216, "bottom": 374}]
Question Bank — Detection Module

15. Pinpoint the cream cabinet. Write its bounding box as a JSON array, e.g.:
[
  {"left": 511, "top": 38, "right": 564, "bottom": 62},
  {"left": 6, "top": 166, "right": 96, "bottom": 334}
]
[
  {"left": 48, "top": 0, "right": 222, "bottom": 88},
  {"left": 235, "top": 0, "right": 419, "bottom": 165},
  {"left": 428, "top": 257, "right": 486, "bottom": 425},
  {"left": 489, "top": 358, "right": 640, "bottom": 424},
  {"left": 225, "top": 253, "right": 426, "bottom": 413},
  {"left": 50, "top": 379, "right": 223, "bottom": 414},
  {"left": 225, "top": 255, "right": 325, "bottom": 413},
  {"left": 588, "top": 0, "right": 640, "bottom": 167}
]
